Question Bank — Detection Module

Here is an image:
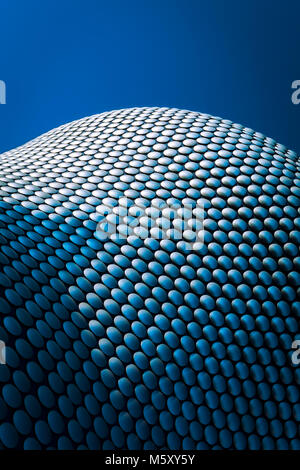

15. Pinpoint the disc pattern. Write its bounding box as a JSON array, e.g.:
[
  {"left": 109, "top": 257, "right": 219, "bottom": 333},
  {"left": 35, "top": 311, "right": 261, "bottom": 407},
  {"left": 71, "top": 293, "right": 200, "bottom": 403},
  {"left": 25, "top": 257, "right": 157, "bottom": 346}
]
[{"left": 0, "top": 107, "right": 299, "bottom": 450}]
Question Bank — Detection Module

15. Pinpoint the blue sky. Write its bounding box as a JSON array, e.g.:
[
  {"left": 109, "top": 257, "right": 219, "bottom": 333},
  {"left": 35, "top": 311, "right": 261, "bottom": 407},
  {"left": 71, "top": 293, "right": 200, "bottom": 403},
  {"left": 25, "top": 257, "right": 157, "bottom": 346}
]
[{"left": 0, "top": 0, "right": 300, "bottom": 153}]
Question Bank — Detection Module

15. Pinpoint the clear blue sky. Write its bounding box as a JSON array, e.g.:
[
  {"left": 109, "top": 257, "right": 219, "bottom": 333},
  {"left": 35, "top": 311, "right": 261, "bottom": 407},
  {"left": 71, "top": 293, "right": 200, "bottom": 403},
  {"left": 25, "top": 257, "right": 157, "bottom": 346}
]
[{"left": 0, "top": 0, "right": 300, "bottom": 153}]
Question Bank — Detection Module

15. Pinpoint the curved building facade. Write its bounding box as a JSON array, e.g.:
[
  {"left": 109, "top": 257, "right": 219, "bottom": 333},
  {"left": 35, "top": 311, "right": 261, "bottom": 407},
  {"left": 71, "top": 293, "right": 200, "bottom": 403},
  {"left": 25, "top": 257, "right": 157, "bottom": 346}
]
[{"left": 0, "top": 107, "right": 299, "bottom": 450}]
